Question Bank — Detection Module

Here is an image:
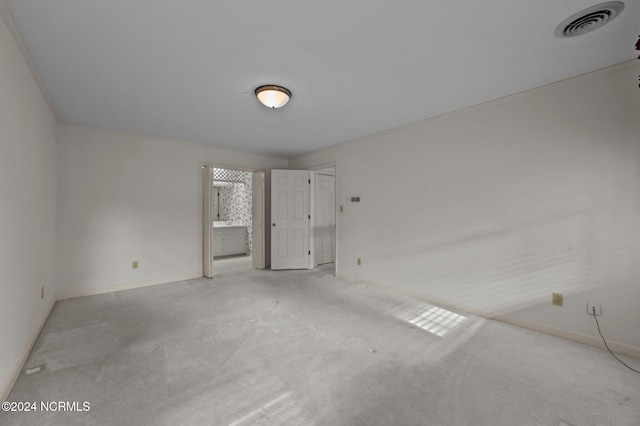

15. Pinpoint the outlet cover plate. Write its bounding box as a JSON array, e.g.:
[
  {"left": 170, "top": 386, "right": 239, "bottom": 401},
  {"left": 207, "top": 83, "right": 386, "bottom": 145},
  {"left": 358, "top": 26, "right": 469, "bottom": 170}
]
[
  {"left": 587, "top": 301, "right": 601, "bottom": 315},
  {"left": 552, "top": 293, "right": 563, "bottom": 306}
]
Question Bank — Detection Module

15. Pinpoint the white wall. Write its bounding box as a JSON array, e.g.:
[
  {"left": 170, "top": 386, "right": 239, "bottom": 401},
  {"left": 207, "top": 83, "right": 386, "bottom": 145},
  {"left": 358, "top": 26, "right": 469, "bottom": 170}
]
[
  {"left": 291, "top": 61, "right": 640, "bottom": 354},
  {"left": 0, "top": 10, "right": 58, "bottom": 398},
  {"left": 57, "top": 124, "right": 287, "bottom": 298}
]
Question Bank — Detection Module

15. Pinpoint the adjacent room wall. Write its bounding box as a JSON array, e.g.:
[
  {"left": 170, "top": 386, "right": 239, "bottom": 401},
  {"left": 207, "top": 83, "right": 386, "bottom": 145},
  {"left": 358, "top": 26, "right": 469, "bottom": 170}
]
[
  {"left": 0, "top": 9, "right": 58, "bottom": 399},
  {"left": 219, "top": 171, "right": 253, "bottom": 253},
  {"left": 57, "top": 124, "right": 287, "bottom": 299},
  {"left": 291, "top": 61, "right": 640, "bottom": 354}
]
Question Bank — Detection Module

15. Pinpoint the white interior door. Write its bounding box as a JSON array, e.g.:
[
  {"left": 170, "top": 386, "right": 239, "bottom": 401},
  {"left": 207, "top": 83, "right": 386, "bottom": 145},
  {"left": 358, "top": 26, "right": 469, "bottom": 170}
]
[
  {"left": 315, "top": 172, "right": 336, "bottom": 265},
  {"left": 203, "top": 165, "right": 214, "bottom": 278},
  {"left": 271, "top": 170, "right": 311, "bottom": 270},
  {"left": 252, "top": 171, "right": 266, "bottom": 269}
]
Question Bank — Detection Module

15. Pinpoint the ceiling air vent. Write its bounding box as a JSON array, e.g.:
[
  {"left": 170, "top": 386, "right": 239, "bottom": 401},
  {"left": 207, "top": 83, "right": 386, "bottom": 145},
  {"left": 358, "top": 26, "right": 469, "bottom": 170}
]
[{"left": 555, "top": 1, "right": 625, "bottom": 38}]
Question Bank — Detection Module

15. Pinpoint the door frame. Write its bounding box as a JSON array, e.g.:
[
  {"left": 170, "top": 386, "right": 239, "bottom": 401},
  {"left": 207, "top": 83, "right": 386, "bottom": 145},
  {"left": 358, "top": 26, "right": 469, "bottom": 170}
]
[
  {"left": 252, "top": 171, "right": 266, "bottom": 269},
  {"left": 199, "top": 163, "right": 266, "bottom": 277},
  {"left": 314, "top": 167, "right": 336, "bottom": 266},
  {"left": 202, "top": 165, "right": 214, "bottom": 277},
  {"left": 307, "top": 162, "right": 337, "bottom": 275}
]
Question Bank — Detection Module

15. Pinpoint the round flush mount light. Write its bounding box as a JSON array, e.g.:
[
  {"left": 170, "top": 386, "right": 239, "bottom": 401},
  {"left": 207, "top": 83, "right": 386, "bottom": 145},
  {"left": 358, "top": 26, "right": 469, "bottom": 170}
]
[
  {"left": 255, "top": 85, "right": 292, "bottom": 108},
  {"left": 555, "top": 1, "right": 625, "bottom": 38}
]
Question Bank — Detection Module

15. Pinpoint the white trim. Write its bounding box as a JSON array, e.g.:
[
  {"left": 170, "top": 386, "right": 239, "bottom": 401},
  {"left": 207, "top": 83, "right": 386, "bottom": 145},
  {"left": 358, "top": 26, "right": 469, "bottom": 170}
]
[
  {"left": 0, "top": 0, "right": 59, "bottom": 121},
  {"left": 201, "top": 163, "right": 266, "bottom": 275},
  {"left": 59, "top": 123, "right": 288, "bottom": 160},
  {"left": 492, "top": 313, "right": 640, "bottom": 360},
  {"left": 56, "top": 273, "right": 203, "bottom": 300},
  {"left": 307, "top": 162, "right": 338, "bottom": 172},
  {"left": 3, "top": 273, "right": 203, "bottom": 399},
  {"left": 251, "top": 171, "right": 266, "bottom": 269},
  {"left": 307, "top": 163, "right": 338, "bottom": 273},
  {"left": 290, "top": 60, "right": 639, "bottom": 162},
  {"left": 1, "top": 299, "right": 56, "bottom": 402},
  {"left": 307, "top": 170, "right": 318, "bottom": 269},
  {"left": 203, "top": 165, "right": 214, "bottom": 278},
  {"left": 337, "top": 274, "right": 640, "bottom": 360}
]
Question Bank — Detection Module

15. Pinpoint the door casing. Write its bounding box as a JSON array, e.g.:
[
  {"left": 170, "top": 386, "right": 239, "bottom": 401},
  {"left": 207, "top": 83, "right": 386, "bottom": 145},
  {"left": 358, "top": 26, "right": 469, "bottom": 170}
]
[{"left": 201, "top": 164, "right": 266, "bottom": 277}]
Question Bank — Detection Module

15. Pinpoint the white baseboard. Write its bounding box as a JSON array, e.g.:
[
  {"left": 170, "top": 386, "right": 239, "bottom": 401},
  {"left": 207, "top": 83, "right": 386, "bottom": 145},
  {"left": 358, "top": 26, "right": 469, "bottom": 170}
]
[
  {"left": 491, "top": 313, "right": 640, "bottom": 359},
  {"left": 337, "top": 273, "right": 640, "bottom": 360},
  {"left": 2, "top": 274, "right": 204, "bottom": 401},
  {"left": 1, "top": 299, "right": 55, "bottom": 402},
  {"left": 56, "top": 273, "right": 204, "bottom": 300}
]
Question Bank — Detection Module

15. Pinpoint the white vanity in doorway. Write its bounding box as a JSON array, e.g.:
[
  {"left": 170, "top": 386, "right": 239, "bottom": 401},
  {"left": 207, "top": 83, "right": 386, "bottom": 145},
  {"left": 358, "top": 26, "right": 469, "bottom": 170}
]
[{"left": 213, "top": 222, "right": 247, "bottom": 257}]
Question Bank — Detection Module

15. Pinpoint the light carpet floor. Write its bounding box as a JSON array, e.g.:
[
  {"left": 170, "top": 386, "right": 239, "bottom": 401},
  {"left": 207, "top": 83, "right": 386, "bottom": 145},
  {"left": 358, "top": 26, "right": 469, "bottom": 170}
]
[{"left": 1, "top": 261, "right": 639, "bottom": 425}]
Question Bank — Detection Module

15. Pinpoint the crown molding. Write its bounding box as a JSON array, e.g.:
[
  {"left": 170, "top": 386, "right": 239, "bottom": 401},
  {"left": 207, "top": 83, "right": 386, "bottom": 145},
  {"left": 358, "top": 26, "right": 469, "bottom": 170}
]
[
  {"left": 58, "top": 122, "right": 290, "bottom": 161},
  {"left": 292, "top": 59, "right": 639, "bottom": 161},
  {"left": 0, "top": 0, "right": 59, "bottom": 122}
]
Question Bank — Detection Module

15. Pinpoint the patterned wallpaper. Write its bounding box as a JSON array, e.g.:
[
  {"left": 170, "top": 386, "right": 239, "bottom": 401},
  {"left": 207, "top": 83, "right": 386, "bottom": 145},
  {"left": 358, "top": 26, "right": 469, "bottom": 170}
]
[
  {"left": 217, "top": 170, "right": 253, "bottom": 253},
  {"left": 212, "top": 187, "right": 221, "bottom": 220}
]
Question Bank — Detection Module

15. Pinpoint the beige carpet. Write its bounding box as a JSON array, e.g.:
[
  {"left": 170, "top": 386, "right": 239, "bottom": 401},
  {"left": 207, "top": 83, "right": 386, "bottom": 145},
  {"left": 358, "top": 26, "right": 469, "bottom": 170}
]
[{"left": 2, "top": 264, "right": 639, "bottom": 425}]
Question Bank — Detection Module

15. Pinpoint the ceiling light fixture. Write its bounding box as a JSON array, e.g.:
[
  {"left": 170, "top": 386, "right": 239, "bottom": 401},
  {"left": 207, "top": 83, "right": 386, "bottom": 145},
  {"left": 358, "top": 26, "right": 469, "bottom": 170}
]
[{"left": 255, "top": 85, "right": 292, "bottom": 109}]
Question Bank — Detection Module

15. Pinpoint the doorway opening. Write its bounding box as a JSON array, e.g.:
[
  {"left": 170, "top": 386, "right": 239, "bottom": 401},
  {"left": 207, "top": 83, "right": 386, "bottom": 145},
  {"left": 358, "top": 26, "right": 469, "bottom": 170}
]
[
  {"left": 312, "top": 165, "right": 336, "bottom": 276},
  {"left": 213, "top": 168, "right": 253, "bottom": 271},
  {"left": 203, "top": 165, "right": 265, "bottom": 278},
  {"left": 265, "top": 165, "right": 336, "bottom": 274}
]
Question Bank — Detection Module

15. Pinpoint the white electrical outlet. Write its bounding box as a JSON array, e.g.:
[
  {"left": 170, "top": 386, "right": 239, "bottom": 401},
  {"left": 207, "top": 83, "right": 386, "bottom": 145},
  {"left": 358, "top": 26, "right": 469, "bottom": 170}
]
[{"left": 587, "top": 300, "right": 601, "bottom": 316}]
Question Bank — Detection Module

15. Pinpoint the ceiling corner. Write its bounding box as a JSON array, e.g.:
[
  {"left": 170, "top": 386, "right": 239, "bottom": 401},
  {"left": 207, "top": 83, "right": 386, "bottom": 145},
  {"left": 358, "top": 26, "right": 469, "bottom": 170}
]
[{"left": 0, "top": 0, "right": 60, "bottom": 122}]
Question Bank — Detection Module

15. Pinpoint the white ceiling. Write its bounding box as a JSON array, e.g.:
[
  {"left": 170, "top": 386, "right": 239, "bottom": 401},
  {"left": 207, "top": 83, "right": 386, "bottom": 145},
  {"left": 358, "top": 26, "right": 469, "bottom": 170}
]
[{"left": 5, "top": 0, "right": 639, "bottom": 157}]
